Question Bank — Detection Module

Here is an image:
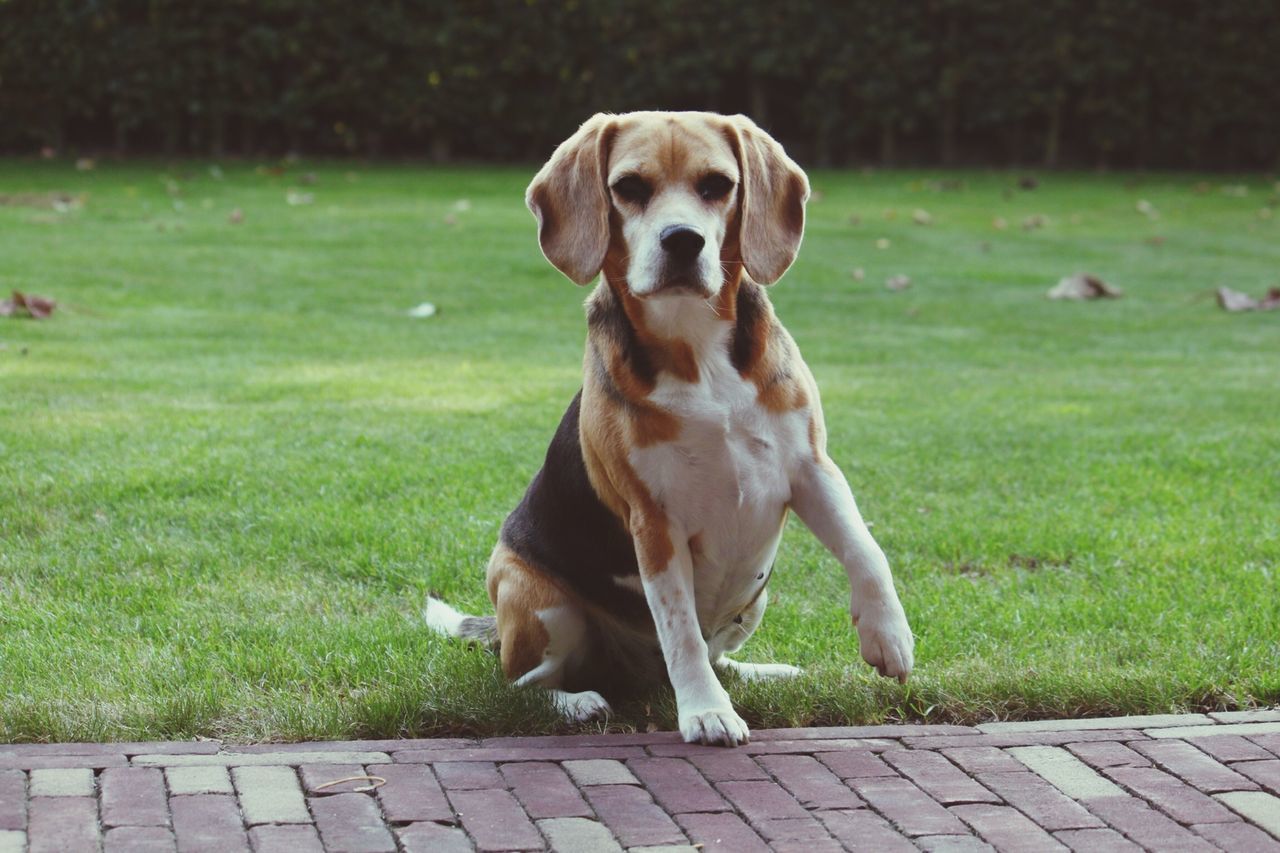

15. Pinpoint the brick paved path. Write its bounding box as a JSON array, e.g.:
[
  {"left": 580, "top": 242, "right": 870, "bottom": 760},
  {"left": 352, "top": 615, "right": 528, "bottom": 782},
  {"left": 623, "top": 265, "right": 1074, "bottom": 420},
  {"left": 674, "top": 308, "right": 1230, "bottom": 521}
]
[{"left": 3, "top": 711, "right": 1280, "bottom": 851}]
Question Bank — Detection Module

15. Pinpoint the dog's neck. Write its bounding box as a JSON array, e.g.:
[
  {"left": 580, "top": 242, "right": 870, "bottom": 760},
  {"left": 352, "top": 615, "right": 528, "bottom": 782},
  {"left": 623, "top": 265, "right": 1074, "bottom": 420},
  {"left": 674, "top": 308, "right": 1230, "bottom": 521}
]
[{"left": 588, "top": 265, "right": 775, "bottom": 392}]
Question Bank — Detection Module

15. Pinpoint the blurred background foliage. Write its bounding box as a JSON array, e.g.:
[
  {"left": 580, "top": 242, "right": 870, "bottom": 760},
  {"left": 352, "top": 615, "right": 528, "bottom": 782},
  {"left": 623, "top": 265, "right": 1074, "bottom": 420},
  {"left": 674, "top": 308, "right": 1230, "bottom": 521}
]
[{"left": 1, "top": 0, "right": 1276, "bottom": 168}]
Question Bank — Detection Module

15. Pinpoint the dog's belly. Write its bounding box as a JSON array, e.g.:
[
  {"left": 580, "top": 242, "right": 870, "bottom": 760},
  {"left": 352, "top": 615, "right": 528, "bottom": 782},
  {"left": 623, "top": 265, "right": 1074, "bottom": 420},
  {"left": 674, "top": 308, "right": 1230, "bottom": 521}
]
[{"left": 632, "top": 369, "right": 807, "bottom": 634}]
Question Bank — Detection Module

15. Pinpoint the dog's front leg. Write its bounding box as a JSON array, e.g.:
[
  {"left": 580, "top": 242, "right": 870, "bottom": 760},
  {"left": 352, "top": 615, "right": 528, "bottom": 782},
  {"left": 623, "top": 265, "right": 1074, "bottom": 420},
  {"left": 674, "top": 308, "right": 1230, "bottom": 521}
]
[
  {"left": 791, "top": 458, "right": 914, "bottom": 682},
  {"left": 635, "top": 516, "right": 750, "bottom": 746}
]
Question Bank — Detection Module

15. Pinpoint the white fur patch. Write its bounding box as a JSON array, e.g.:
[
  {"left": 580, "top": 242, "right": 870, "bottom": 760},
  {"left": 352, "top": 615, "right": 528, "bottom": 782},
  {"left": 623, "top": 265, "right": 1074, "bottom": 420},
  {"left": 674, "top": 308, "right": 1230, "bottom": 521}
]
[
  {"left": 629, "top": 314, "right": 809, "bottom": 644},
  {"left": 424, "top": 597, "right": 467, "bottom": 637}
]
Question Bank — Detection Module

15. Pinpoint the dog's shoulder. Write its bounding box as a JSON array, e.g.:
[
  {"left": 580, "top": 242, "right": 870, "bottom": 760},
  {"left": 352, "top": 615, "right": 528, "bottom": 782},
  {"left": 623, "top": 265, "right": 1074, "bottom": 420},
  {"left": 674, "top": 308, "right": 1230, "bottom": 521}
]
[{"left": 499, "top": 391, "right": 650, "bottom": 620}]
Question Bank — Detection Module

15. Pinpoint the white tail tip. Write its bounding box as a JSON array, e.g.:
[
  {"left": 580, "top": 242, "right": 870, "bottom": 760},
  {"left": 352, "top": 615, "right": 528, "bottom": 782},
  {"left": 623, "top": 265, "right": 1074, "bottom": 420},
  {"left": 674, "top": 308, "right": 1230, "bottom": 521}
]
[{"left": 424, "top": 597, "right": 467, "bottom": 637}]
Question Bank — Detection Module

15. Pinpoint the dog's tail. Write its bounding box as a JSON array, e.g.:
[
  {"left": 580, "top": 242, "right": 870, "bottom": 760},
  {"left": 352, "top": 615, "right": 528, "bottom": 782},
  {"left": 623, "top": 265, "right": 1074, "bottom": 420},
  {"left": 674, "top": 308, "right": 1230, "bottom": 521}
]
[{"left": 425, "top": 597, "right": 499, "bottom": 648}]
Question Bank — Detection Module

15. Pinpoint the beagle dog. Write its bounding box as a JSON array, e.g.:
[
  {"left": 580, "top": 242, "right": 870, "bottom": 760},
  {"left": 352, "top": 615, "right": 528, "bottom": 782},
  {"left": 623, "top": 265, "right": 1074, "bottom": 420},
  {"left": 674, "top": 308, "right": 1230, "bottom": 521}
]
[{"left": 428, "top": 111, "right": 913, "bottom": 746}]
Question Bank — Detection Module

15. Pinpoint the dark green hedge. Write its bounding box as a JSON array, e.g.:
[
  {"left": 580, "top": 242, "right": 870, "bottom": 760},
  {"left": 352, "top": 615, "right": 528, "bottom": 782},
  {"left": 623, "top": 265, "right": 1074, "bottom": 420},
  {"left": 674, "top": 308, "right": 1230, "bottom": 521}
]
[{"left": 2, "top": 0, "right": 1277, "bottom": 167}]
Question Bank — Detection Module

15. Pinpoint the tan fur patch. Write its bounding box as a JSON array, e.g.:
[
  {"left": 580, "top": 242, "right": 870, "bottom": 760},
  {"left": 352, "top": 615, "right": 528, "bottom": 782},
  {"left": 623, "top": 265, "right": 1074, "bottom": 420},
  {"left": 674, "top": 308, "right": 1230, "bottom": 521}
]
[
  {"left": 733, "top": 289, "right": 810, "bottom": 413},
  {"left": 486, "top": 544, "right": 568, "bottom": 680},
  {"left": 579, "top": 379, "right": 675, "bottom": 576}
]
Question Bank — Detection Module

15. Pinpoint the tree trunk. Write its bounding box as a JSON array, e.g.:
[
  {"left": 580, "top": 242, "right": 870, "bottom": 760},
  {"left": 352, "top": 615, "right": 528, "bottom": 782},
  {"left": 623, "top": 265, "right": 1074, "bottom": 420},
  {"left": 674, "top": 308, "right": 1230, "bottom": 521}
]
[
  {"left": 240, "top": 119, "right": 256, "bottom": 157},
  {"left": 1043, "top": 89, "right": 1063, "bottom": 168},
  {"left": 162, "top": 115, "right": 180, "bottom": 156},
  {"left": 939, "top": 98, "right": 957, "bottom": 165},
  {"left": 431, "top": 133, "right": 451, "bottom": 163},
  {"left": 210, "top": 109, "right": 226, "bottom": 159},
  {"left": 880, "top": 119, "right": 895, "bottom": 167},
  {"left": 749, "top": 78, "right": 768, "bottom": 126}
]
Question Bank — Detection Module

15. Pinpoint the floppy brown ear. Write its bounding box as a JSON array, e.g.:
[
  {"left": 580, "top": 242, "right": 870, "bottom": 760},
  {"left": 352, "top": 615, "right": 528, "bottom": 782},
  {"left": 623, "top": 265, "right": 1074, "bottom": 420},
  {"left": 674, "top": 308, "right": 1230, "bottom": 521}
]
[
  {"left": 525, "top": 114, "right": 617, "bottom": 285},
  {"left": 727, "top": 115, "right": 810, "bottom": 285}
]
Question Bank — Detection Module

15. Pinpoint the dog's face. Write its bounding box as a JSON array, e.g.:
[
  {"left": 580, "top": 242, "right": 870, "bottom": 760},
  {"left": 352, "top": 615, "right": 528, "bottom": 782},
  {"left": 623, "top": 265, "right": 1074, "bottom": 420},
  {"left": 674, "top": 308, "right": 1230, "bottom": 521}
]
[{"left": 527, "top": 111, "right": 809, "bottom": 298}]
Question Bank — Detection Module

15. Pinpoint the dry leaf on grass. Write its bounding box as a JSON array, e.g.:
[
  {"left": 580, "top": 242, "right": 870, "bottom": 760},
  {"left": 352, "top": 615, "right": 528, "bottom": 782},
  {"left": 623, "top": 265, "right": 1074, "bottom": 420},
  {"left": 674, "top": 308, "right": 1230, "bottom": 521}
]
[
  {"left": 885, "top": 274, "right": 912, "bottom": 291},
  {"left": 1047, "top": 274, "right": 1122, "bottom": 301},
  {"left": 1, "top": 290, "right": 57, "bottom": 319},
  {"left": 1216, "top": 286, "right": 1280, "bottom": 312}
]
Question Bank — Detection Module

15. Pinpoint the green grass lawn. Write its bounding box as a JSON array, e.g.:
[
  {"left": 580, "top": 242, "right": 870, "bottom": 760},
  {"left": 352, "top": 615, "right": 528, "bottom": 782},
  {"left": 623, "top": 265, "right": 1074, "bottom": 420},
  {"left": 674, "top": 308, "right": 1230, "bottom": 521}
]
[{"left": 1, "top": 160, "right": 1278, "bottom": 743}]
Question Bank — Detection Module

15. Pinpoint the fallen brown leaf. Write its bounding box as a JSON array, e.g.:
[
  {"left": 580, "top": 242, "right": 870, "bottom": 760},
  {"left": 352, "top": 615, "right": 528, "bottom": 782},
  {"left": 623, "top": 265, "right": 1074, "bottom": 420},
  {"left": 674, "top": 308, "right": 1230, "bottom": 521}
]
[
  {"left": 1047, "top": 274, "right": 1122, "bottom": 301},
  {"left": 1, "top": 290, "right": 57, "bottom": 319}
]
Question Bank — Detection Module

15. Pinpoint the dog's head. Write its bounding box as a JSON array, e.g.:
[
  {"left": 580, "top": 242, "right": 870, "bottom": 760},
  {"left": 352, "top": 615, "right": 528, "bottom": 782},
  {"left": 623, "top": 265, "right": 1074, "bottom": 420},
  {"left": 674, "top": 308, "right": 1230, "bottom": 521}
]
[{"left": 527, "top": 111, "right": 809, "bottom": 298}]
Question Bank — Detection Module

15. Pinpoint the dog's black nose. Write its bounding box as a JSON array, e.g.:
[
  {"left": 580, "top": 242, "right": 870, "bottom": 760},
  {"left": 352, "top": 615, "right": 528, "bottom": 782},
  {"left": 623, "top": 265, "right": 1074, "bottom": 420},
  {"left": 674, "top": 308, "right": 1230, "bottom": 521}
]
[{"left": 660, "top": 225, "right": 705, "bottom": 262}]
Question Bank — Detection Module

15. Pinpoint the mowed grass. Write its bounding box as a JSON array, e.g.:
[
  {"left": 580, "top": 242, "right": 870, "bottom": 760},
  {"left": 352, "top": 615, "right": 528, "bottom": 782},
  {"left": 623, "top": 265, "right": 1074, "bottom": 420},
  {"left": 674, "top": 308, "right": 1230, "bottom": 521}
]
[{"left": 1, "top": 160, "right": 1278, "bottom": 743}]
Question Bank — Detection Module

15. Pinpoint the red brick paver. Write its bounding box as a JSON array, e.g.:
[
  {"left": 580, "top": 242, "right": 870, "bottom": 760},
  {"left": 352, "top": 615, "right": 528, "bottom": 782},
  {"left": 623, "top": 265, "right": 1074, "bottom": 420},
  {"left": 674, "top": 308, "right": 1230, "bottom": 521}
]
[
  {"left": 365, "top": 762, "right": 454, "bottom": 823},
  {"left": 169, "top": 794, "right": 247, "bottom": 853},
  {"left": 755, "top": 754, "right": 863, "bottom": 809},
  {"left": 676, "top": 811, "right": 770, "bottom": 852},
  {"left": 248, "top": 824, "right": 325, "bottom": 853},
  {"left": 102, "top": 825, "right": 177, "bottom": 852},
  {"left": 0, "top": 770, "right": 26, "bottom": 831},
  {"left": 308, "top": 792, "right": 396, "bottom": 853},
  {"left": 449, "top": 787, "right": 544, "bottom": 851},
  {"left": 4, "top": 710, "right": 1280, "bottom": 851},
  {"left": 500, "top": 761, "right": 593, "bottom": 819},
  {"left": 581, "top": 783, "right": 686, "bottom": 847},
  {"left": 884, "top": 748, "right": 1001, "bottom": 805},
  {"left": 627, "top": 756, "right": 730, "bottom": 813},
  {"left": 28, "top": 797, "right": 100, "bottom": 853},
  {"left": 100, "top": 767, "right": 169, "bottom": 827}
]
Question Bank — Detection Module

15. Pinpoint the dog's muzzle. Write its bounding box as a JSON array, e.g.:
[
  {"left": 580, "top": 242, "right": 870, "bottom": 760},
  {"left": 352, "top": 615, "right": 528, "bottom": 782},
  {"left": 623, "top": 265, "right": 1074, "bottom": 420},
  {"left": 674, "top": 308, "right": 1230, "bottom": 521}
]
[{"left": 656, "top": 225, "right": 709, "bottom": 294}]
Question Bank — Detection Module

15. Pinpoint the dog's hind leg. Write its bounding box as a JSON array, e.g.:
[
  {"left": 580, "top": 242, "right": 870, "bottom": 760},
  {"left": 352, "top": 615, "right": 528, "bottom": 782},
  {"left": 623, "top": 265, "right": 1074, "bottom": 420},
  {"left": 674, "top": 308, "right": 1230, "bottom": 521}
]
[{"left": 489, "top": 546, "right": 612, "bottom": 722}]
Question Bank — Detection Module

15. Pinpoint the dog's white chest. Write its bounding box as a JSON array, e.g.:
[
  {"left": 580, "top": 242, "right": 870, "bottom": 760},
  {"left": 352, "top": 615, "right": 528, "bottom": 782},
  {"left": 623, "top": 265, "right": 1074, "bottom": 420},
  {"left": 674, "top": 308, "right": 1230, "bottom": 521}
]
[{"left": 631, "top": 359, "right": 806, "bottom": 627}]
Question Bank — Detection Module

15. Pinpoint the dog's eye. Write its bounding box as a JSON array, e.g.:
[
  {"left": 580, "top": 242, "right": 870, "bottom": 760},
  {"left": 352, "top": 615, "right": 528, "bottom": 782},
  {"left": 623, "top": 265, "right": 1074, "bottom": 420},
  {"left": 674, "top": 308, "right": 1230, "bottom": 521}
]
[
  {"left": 611, "top": 175, "right": 652, "bottom": 205},
  {"left": 697, "top": 173, "right": 734, "bottom": 202}
]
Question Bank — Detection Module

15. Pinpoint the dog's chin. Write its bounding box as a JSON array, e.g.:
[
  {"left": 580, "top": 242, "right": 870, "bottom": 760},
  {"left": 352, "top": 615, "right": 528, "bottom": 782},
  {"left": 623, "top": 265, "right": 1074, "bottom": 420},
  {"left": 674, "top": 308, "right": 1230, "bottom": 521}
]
[{"left": 635, "top": 273, "right": 714, "bottom": 300}]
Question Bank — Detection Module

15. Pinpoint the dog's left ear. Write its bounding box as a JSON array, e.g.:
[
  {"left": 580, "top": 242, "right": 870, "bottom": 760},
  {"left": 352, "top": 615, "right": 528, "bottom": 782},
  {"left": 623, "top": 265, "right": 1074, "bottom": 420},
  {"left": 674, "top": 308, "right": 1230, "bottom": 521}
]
[
  {"left": 725, "top": 115, "right": 810, "bottom": 285},
  {"left": 526, "top": 113, "right": 618, "bottom": 285}
]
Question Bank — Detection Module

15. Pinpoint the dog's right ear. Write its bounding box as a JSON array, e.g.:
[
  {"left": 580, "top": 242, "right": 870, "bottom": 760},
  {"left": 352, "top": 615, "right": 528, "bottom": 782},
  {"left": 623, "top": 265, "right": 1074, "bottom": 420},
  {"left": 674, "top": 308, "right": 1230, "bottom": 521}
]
[{"left": 526, "top": 113, "right": 617, "bottom": 286}]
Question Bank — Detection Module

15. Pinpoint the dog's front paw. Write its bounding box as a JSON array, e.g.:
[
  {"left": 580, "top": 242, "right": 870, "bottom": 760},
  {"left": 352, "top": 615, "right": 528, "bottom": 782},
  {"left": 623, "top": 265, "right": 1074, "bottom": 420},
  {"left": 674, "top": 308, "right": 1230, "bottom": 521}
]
[
  {"left": 554, "top": 689, "right": 613, "bottom": 722},
  {"left": 679, "top": 706, "right": 750, "bottom": 747},
  {"left": 854, "top": 601, "right": 915, "bottom": 683}
]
